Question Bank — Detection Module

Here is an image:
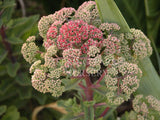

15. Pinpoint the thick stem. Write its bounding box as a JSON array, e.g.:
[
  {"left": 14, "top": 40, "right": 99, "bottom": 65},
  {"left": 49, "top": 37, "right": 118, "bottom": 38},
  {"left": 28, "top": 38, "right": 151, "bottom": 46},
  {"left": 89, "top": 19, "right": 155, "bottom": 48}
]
[
  {"left": 0, "top": 26, "right": 16, "bottom": 63},
  {"left": 83, "top": 70, "right": 93, "bottom": 101},
  {"left": 94, "top": 102, "right": 106, "bottom": 108},
  {"left": 99, "top": 107, "right": 110, "bottom": 118},
  {"left": 96, "top": 68, "right": 107, "bottom": 85}
]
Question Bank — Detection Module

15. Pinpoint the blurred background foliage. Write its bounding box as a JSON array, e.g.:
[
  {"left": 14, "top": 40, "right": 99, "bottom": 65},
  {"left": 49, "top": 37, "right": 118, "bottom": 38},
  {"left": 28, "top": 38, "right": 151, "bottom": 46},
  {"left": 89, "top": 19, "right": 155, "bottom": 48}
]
[{"left": 0, "top": 0, "right": 159, "bottom": 120}]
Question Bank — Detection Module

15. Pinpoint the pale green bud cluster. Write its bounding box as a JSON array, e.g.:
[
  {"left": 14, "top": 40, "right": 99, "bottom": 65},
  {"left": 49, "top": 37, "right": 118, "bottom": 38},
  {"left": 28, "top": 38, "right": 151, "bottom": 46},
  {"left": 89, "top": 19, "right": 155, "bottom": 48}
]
[
  {"left": 105, "top": 57, "right": 142, "bottom": 106},
  {"left": 87, "top": 46, "right": 100, "bottom": 57},
  {"left": 120, "top": 28, "right": 152, "bottom": 62},
  {"left": 127, "top": 94, "right": 160, "bottom": 120},
  {"left": 44, "top": 55, "right": 56, "bottom": 69},
  {"left": 31, "top": 68, "right": 64, "bottom": 97},
  {"left": 31, "top": 69, "right": 47, "bottom": 93},
  {"left": 48, "top": 67, "right": 63, "bottom": 79},
  {"left": 21, "top": 36, "right": 39, "bottom": 64},
  {"left": 99, "top": 23, "right": 120, "bottom": 32},
  {"left": 75, "top": 1, "right": 101, "bottom": 26},
  {"left": 46, "top": 45, "right": 57, "bottom": 56},
  {"left": 29, "top": 60, "right": 41, "bottom": 73},
  {"left": 38, "top": 14, "right": 55, "bottom": 38},
  {"left": 130, "top": 28, "right": 152, "bottom": 60},
  {"left": 102, "top": 54, "right": 114, "bottom": 66},
  {"left": 87, "top": 52, "right": 102, "bottom": 74},
  {"left": 45, "top": 79, "right": 65, "bottom": 97}
]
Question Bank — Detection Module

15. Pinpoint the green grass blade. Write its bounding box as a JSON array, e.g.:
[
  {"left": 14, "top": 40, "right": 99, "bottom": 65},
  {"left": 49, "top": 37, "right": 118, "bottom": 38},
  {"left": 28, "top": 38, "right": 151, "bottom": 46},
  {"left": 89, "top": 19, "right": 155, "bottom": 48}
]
[{"left": 138, "top": 57, "right": 160, "bottom": 98}]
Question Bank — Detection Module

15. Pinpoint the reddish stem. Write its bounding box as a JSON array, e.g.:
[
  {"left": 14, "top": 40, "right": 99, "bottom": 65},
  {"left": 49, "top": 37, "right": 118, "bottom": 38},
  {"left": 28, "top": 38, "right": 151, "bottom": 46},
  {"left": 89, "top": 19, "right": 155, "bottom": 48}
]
[
  {"left": 71, "top": 75, "right": 84, "bottom": 79},
  {"left": 83, "top": 70, "right": 93, "bottom": 101},
  {"left": 94, "top": 103, "right": 106, "bottom": 108},
  {"left": 96, "top": 68, "right": 107, "bottom": 85},
  {"left": 78, "top": 82, "right": 86, "bottom": 89},
  {"left": 99, "top": 107, "right": 110, "bottom": 118},
  {"left": 0, "top": 26, "right": 16, "bottom": 63},
  {"left": 117, "top": 78, "right": 120, "bottom": 95}
]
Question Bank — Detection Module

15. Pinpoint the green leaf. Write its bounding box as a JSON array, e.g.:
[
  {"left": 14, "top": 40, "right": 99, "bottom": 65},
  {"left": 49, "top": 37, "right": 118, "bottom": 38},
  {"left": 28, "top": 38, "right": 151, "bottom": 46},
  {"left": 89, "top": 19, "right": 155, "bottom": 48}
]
[
  {"left": 0, "top": 105, "right": 7, "bottom": 116},
  {"left": 62, "top": 78, "right": 80, "bottom": 91},
  {"left": 21, "top": 23, "right": 39, "bottom": 40},
  {"left": 32, "top": 91, "right": 47, "bottom": 105},
  {"left": 0, "top": 0, "right": 15, "bottom": 9},
  {"left": 1, "top": 106, "right": 20, "bottom": 120},
  {"left": 18, "top": 87, "right": 32, "bottom": 100},
  {"left": 137, "top": 57, "right": 160, "bottom": 98},
  {"left": 95, "top": 0, "right": 130, "bottom": 32},
  {"left": 6, "top": 62, "right": 20, "bottom": 77},
  {"left": 144, "top": 0, "right": 160, "bottom": 73},
  {"left": 144, "top": 0, "right": 160, "bottom": 17},
  {"left": 115, "top": 0, "right": 145, "bottom": 30},
  {"left": 83, "top": 101, "right": 95, "bottom": 120},
  {"left": 0, "top": 78, "right": 14, "bottom": 95},
  {"left": 1, "top": 0, "right": 15, "bottom": 24},
  {"left": 93, "top": 86, "right": 108, "bottom": 96},
  {"left": 7, "top": 15, "right": 39, "bottom": 37},
  {"left": 15, "top": 73, "right": 31, "bottom": 86},
  {"left": 18, "top": 117, "right": 28, "bottom": 120},
  {"left": 0, "top": 49, "right": 8, "bottom": 64},
  {"left": 0, "top": 19, "right": 3, "bottom": 28},
  {"left": 6, "top": 37, "right": 23, "bottom": 44}
]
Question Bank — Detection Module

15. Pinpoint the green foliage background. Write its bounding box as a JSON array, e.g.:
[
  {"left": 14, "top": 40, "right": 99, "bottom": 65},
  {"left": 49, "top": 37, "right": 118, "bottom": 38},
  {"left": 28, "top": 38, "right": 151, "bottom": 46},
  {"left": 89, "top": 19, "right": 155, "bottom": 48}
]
[{"left": 0, "top": 0, "right": 159, "bottom": 120}]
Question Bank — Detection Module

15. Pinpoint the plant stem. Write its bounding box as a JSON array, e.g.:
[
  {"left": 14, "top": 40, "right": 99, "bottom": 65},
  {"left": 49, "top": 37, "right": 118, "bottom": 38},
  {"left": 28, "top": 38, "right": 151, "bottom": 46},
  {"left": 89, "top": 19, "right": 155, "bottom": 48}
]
[
  {"left": 83, "top": 70, "right": 93, "bottom": 101},
  {"left": 99, "top": 107, "right": 110, "bottom": 118},
  {"left": 0, "top": 25, "right": 16, "bottom": 63},
  {"left": 96, "top": 68, "right": 107, "bottom": 85},
  {"left": 94, "top": 102, "right": 106, "bottom": 108}
]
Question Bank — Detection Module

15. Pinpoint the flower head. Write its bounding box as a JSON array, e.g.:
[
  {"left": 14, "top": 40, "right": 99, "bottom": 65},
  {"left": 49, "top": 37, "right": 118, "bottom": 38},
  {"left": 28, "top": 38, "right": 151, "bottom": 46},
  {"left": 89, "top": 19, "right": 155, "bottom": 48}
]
[{"left": 21, "top": 40, "right": 39, "bottom": 64}]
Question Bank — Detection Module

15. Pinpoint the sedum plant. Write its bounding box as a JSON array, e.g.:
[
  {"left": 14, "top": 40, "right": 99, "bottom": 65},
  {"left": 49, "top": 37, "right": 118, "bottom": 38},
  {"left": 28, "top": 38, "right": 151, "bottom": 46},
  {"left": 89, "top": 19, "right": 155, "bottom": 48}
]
[{"left": 21, "top": 0, "right": 160, "bottom": 119}]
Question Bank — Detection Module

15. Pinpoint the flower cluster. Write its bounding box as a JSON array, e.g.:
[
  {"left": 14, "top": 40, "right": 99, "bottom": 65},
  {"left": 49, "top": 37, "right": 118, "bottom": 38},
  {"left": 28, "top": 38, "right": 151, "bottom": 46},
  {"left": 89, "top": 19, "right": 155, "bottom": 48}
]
[
  {"left": 100, "top": 35, "right": 121, "bottom": 55},
  {"left": 57, "top": 20, "right": 89, "bottom": 49},
  {"left": 75, "top": 1, "right": 101, "bottom": 26},
  {"left": 99, "top": 23, "right": 120, "bottom": 32},
  {"left": 62, "top": 48, "right": 81, "bottom": 69},
  {"left": 21, "top": 1, "right": 153, "bottom": 102},
  {"left": 87, "top": 54, "right": 102, "bottom": 74},
  {"left": 105, "top": 57, "right": 142, "bottom": 106},
  {"left": 21, "top": 36, "right": 39, "bottom": 63},
  {"left": 127, "top": 95, "right": 160, "bottom": 120},
  {"left": 45, "top": 79, "right": 65, "bottom": 97},
  {"left": 119, "top": 28, "right": 152, "bottom": 62}
]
